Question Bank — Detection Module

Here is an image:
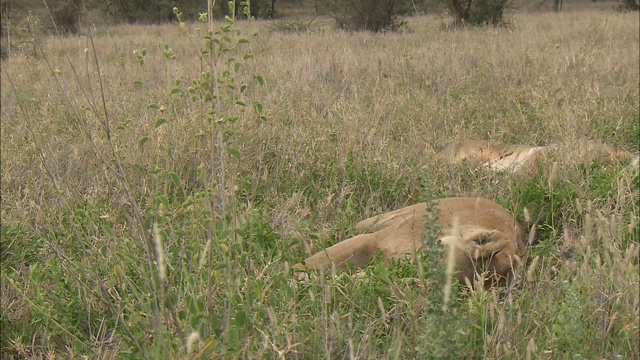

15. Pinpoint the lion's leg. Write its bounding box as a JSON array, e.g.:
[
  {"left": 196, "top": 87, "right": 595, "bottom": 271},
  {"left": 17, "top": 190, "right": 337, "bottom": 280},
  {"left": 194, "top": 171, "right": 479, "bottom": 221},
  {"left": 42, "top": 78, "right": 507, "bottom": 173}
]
[{"left": 296, "top": 233, "right": 381, "bottom": 272}]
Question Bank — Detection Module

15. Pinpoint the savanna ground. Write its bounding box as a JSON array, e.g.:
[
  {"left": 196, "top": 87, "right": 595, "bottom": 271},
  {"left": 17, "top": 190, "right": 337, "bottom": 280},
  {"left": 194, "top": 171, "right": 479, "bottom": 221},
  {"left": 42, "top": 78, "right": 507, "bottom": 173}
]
[{"left": 1, "top": 2, "right": 639, "bottom": 359}]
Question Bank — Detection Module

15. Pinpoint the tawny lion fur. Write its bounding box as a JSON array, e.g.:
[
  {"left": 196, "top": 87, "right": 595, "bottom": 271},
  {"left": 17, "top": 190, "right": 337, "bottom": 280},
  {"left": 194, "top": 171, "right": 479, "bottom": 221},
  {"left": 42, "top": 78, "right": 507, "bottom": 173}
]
[
  {"left": 438, "top": 139, "right": 639, "bottom": 178},
  {"left": 295, "top": 197, "right": 526, "bottom": 287}
]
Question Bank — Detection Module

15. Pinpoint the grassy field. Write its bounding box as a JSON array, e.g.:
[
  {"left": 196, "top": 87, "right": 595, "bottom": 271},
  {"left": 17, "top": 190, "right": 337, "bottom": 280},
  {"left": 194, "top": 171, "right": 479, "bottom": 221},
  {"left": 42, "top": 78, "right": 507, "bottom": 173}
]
[{"left": 1, "top": 5, "right": 638, "bottom": 359}]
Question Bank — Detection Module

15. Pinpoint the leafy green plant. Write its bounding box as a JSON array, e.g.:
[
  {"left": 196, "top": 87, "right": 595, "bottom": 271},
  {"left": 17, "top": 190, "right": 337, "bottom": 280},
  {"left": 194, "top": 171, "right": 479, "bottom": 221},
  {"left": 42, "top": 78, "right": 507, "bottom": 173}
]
[
  {"left": 415, "top": 167, "right": 472, "bottom": 358},
  {"left": 551, "top": 280, "right": 587, "bottom": 355}
]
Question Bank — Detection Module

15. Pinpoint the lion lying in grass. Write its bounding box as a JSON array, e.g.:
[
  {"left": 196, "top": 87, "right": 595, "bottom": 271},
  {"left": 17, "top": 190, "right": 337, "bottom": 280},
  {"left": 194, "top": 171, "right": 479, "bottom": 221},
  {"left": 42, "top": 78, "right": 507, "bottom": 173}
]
[
  {"left": 295, "top": 197, "right": 526, "bottom": 287},
  {"left": 438, "top": 139, "right": 639, "bottom": 178}
]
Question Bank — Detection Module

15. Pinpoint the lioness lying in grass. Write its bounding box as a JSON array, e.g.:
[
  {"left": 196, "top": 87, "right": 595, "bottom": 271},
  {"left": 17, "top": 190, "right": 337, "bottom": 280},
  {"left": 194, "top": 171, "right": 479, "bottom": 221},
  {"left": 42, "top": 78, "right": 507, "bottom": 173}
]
[
  {"left": 295, "top": 197, "right": 526, "bottom": 287},
  {"left": 438, "top": 139, "right": 639, "bottom": 178}
]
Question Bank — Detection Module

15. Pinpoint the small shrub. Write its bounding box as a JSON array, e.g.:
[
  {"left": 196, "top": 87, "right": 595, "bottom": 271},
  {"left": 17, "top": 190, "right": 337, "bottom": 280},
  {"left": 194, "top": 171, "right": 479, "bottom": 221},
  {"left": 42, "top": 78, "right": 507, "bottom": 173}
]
[
  {"left": 237, "top": 207, "right": 281, "bottom": 254},
  {"left": 450, "top": 0, "right": 509, "bottom": 26},
  {"left": 321, "top": 0, "right": 412, "bottom": 32},
  {"left": 50, "top": 0, "right": 81, "bottom": 34},
  {"left": 618, "top": 0, "right": 639, "bottom": 11}
]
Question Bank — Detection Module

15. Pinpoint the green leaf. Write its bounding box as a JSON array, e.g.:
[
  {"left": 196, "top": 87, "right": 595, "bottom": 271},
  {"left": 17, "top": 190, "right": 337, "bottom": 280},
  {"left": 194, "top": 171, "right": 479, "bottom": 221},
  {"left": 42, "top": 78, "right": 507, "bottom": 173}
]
[
  {"left": 234, "top": 62, "right": 241, "bottom": 72},
  {"left": 191, "top": 315, "right": 203, "bottom": 329},
  {"left": 148, "top": 103, "right": 160, "bottom": 110},
  {"left": 158, "top": 195, "right": 169, "bottom": 208},
  {"left": 154, "top": 118, "right": 167, "bottom": 129},
  {"left": 175, "top": 229, "right": 188, "bottom": 237},
  {"left": 100, "top": 245, "right": 108, "bottom": 257},
  {"left": 170, "top": 172, "right": 181, "bottom": 187},
  {"left": 227, "top": 326, "right": 241, "bottom": 349},
  {"left": 238, "top": 38, "right": 249, "bottom": 44},
  {"left": 253, "top": 101, "right": 263, "bottom": 113},
  {"left": 133, "top": 79, "right": 143, "bottom": 87},
  {"left": 197, "top": 296, "right": 205, "bottom": 312},
  {"left": 115, "top": 119, "right": 131, "bottom": 131},
  {"left": 188, "top": 296, "right": 197, "bottom": 314},
  {"left": 170, "top": 88, "right": 183, "bottom": 95},
  {"left": 102, "top": 224, "right": 113, "bottom": 236},
  {"left": 235, "top": 309, "right": 246, "bottom": 326},
  {"left": 254, "top": 75, "right": 264, "bottom": 86},
  {"left": 242, "top": 53, "right": 253, "bottom": 60},
  {"left": 167, "top": 146, "right": 175, "bottom": 161},
  {"left": 238, "top": 253, "right": 247, "bottom": 266},
  {"left": 235, "top": 100, "right": 246, "bottom": 106},
  {"left": 139, "top": 136, "right": 150, "bottom": 149},
  {"left": 167, "top": 292, "right": 178, "bottom": 308},
  {"left": 228, "top": 148, "right": 242, "bottom": 160}
]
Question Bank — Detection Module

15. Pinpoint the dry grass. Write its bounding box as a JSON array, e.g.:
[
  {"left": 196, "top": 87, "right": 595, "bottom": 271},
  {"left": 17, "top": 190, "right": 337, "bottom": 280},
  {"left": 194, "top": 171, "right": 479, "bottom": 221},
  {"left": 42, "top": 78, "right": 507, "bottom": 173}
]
[
  {"left": 2, "top": 11, "right": 638, "bottom": 221},
  {"left": 1, "top": 6, "right": 638, "bottom": 359}
]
